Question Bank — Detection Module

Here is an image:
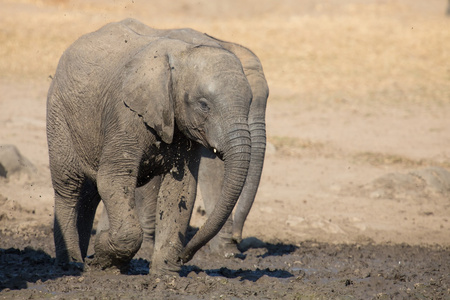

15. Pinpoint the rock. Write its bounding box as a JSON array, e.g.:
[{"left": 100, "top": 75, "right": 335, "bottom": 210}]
[
  {"left": 362, "top": 167, "right": 450, "bottom": 201},
  {"left": 0, "top": 145, "right": 36, "bottom": 178},
  {"left": 411, "top": 167, "right": 450, "bottom": 195}
]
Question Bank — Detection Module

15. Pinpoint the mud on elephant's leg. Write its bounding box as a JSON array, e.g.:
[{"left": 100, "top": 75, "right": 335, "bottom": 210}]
[
  {"left": 151, "top": 149, "right": 199, "bottom": 275},
  {"left": 92, "top": 166, "right": 143, "bottom": 271}
]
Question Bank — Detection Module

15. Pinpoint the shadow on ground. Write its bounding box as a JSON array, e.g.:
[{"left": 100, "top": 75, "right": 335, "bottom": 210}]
[
  {"left": 0, "top": 247, "right": 82, "bottom": 291},
  {"left": 180, "top": 238, "right": 298, "bottom": 281}
]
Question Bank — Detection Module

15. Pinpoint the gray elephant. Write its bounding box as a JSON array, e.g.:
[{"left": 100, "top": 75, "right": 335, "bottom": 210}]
[
  {"left": 47, "top": 18, "right": 268, "bottom": 274},
  {"left": 96, "top": 22, "right": 269, "bottom": 259}
]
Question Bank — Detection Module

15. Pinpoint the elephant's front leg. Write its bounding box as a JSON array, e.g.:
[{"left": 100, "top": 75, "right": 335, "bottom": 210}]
[
  {"left": 92, "top": 160, "right": 143, "bottom": 271},
  {"left": 151, "top": 151, "right": 199, "bottom": 274},
  {"left": 95, "top": 176, "right": 161, "bottom": 262}
]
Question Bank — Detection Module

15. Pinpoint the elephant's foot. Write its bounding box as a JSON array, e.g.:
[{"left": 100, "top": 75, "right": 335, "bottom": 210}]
[
  {"left": 90, "top": 229, "right": 142, "bottom": 272},
  {"left": 55, "top": 257, "right": 84, "bottom": 272},
  {"left": 55, "top": 246, "right": 84, "bottom": 270},
  {"left": 208, "top": 234, "right": 240, "bottom": 258},
  {"left": 150, "top": 260, "right": 181, "bottom": 275},
  {"left": 84, "top": 255, "right": 123, "bottom": 274},
  {"left": 150, "top": 244, "right": 182, "bottom": 275},
  {"left": 134, "top": 239, "right": 154, "bottom": 261}
]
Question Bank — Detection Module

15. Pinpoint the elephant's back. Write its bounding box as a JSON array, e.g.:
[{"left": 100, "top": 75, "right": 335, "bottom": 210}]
[
  {"left": 53, "top": 21, "right": 155, "bottom": 94},
  {"left": 47, "top": 20, "right": 157, "bottom": 135}
]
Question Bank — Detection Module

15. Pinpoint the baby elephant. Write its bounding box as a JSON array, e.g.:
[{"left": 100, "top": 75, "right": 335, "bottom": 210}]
[{"left": 47, "top": 18, "right": 268, "bottom": 274}]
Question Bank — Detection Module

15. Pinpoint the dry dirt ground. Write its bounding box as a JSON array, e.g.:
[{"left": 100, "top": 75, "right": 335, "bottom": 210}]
[{"left": 1, "top": 0, "right": 450, "bottom": 299}]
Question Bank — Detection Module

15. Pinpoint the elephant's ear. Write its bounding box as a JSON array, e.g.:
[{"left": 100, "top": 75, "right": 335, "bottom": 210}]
[
  {"left": 204, "top": 34, "right": 269, "bottom": 106},
  {"left": 122, "top": 44, "right": 174, "bottom": 144}
]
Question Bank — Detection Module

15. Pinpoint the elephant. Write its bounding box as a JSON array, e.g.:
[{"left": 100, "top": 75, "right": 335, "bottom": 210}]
[
  {"left": 47, "top": 18, "right": 268, "bottom": 274},
  {"left": 96, "top": 22, "right": 269, "bottom": 259}
]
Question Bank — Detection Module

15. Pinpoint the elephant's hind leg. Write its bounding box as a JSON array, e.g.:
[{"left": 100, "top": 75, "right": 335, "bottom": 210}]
[
  {"left": 52, "top": 170, "right": 86, "bottom": 266},
  {"left": 77, "top": 179, "right": 101, "bottom": 259},
  {"left": 48, "top": 106, "right": 88, "bottom": 266}
]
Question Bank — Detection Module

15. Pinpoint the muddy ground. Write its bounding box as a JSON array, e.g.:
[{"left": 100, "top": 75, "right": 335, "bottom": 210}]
[
  {"left": 1, "top": 0, "right": 450, "bottom": 299},
  {"left": 1, "top": 226, "right": 449, "bottom": 299}
]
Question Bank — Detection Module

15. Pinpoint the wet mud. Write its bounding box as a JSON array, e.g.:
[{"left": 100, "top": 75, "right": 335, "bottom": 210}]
[{"left": 1, "top": 225, "right": 449, "bottom": 299}]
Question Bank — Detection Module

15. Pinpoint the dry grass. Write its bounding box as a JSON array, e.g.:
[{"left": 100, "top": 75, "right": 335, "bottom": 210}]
[
  {"left": 1, "top": 0, "right": 449, "bottom": 106},
  {"left": 352, "top": 151, "right": 425, "bottom": 168},
  {"left": 269, "top": 135, "right": 325, "bottom": 157},
  {"left": 270, "top": 136, "right": 450, "bottom": 168},
  {"left": 352, "top": 151, "right": 450, "bottom": 169}
]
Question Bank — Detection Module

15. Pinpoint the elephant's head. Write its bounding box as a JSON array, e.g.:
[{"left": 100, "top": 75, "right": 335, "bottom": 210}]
[
  {"left": 207, "top": 37, "right": 269, "bottom": 244},
  {"left": 121, "top": 38, "right": 252, "bottom": 262}
]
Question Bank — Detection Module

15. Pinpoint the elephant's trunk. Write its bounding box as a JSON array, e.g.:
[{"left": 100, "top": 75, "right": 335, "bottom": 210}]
[
  {"left": 232, "top": 72, "right": 268, "bottom": 243},
  {"left": 179, "top": 120, "right": 251, "bottom": 263},
  {"left": 232, "top": 116, "right": 266, "bottom": 242}
]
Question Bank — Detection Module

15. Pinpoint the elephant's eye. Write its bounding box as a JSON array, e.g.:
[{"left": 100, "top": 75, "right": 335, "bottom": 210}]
[{"left": 198, "top": 99, "right": 210, "bottom": 112}]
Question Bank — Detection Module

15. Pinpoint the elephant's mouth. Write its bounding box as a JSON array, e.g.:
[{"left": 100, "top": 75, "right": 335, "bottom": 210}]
[
  {"left": 184, "top": 128, "right": 222, "bottom": 159},
  {"left": 211, "top": 147, "right": 224, "bottom": 160},
  {"left": 201, "top": 146, "right": 224, "bottom": 160}
]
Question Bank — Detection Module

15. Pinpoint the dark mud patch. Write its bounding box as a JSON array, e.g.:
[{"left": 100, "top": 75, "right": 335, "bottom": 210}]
[{"left": 1, "top": 226, "right": 449, "bottom": 299}]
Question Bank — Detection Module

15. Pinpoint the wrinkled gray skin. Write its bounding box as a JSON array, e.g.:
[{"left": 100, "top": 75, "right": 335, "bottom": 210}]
[
  {"left": 97, "top": 22, "right": 269, "bottom": 258},
  {"left": 47, "top": 18, "right": 268, "bottom": 274}
]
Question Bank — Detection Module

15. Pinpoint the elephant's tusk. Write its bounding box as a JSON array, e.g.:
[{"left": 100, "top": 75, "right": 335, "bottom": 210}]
[{"left": 213, "top": 148, "right": 217, "bottom": 154}]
